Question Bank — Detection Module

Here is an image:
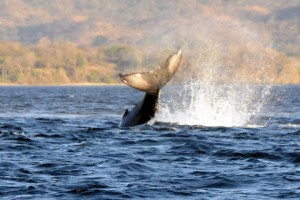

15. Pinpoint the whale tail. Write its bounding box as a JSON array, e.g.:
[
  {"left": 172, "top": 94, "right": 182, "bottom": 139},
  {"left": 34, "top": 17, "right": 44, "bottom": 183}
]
[{"left": 119, "top": 49, "right": 182, "bottom": 95}]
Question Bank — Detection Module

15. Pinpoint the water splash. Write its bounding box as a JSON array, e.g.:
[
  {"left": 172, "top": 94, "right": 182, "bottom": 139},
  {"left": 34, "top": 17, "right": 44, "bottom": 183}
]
[
  {"left": 156, "top": 81, "right": 271, "bottom": 127},
  {"left": 152, "top": 18, "right": 274, "bottom": 127},
  {"left": 155, "top": 28, "right": 272, "bottom": 127}
]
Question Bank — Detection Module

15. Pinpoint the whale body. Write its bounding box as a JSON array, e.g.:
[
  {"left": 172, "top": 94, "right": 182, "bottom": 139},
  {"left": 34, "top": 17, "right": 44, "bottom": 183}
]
[{"left": 119, "top": 49, "right": 182, "bottom": 127}]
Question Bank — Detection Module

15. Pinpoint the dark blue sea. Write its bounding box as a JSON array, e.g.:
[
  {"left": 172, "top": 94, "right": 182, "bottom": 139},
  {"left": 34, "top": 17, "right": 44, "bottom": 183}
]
[{"left": 0, "top": 85, "right": 299, "bottom": 200}]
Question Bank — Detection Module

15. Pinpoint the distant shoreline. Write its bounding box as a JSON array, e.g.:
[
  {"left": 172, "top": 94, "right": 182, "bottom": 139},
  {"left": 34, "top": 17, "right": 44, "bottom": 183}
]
[
  {"left": 0, "top": 83, "right": 124, "bottom": 87},
  {"left": 0, "top": 82, "right": 299, "bottom": 87}
]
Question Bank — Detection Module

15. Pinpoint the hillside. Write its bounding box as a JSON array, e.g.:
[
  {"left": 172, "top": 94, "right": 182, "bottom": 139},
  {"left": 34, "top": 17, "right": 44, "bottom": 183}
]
[{"left": 0, "top": 0, "right": 299, "bottom": 85}]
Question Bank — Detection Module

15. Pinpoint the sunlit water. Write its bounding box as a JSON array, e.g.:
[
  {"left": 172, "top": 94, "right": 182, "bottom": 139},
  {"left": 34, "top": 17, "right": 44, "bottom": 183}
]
[{"left": 0, "top": 86, "right": 299, "bottom": 200}]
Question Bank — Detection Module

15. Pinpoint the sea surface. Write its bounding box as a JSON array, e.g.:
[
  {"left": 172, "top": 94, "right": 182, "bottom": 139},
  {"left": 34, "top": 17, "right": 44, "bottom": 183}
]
[{"left": 0, "top": 85, "right": 299, "bottom": 200}]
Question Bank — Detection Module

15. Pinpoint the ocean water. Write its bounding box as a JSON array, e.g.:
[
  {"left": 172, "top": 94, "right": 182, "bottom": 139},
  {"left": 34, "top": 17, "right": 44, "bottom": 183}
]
[{"left": 0, "top": 85, "right": 299, "bottom": 200}]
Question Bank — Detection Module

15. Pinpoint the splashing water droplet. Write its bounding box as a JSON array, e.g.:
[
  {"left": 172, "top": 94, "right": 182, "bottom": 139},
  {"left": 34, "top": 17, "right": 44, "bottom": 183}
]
[
  {"left": 153, "top": 20, "right": 274, "bottom": 127},
  {"left": 156, "top": 81, "right": 270, "bottom": 127}
]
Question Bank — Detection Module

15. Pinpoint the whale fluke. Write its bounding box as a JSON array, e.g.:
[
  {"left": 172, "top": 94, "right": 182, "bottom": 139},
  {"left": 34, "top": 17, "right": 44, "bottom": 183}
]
[
  {"left": 119, "top": 72, "right": 160, "bottom": 95},
  {"left": 119, "top": 48, "right": 182, "bottom": 127},
  {"left": 119, "top": 48, "right": 182, "bottom": 95}
]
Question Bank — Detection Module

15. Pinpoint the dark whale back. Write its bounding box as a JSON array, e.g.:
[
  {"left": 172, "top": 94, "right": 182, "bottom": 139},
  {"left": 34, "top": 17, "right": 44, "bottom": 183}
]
[
  {"left": 119, "top": 49, "right": 182, "bottom": 127},
  {"left": 119, "top": 93, "right": 159, "bottom": 127}
]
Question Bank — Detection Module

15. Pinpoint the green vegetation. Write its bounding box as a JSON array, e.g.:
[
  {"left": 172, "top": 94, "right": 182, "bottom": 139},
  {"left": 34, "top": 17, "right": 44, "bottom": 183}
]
[
  {"left": 0, "top": 40, "right": 298, "bottom": 85},
  {"left": 0, "top": 41, "right": 138, "bottom": 84},
  {"left": 92, "top": 36, "right": 109, "bottom": 47},
  {"left": 0, "top": 0, "right": 299, "bottom": 85}
]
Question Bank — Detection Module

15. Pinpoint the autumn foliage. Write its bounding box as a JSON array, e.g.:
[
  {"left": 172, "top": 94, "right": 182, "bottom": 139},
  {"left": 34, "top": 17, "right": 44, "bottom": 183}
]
[{"left": 0, "top": 0, "right": 299, "bottom": 85}]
